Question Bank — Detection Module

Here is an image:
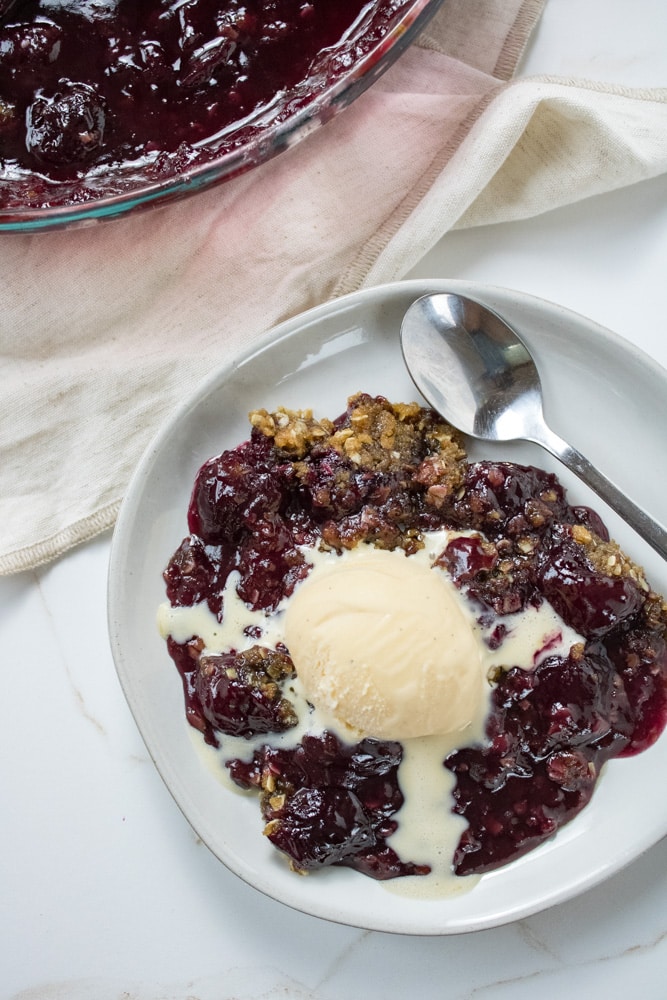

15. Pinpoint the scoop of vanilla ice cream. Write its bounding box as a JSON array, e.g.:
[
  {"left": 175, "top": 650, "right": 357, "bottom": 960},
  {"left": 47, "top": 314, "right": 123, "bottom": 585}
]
[{"left": 284, "top": 545, "right": 484, "bottom": 740}]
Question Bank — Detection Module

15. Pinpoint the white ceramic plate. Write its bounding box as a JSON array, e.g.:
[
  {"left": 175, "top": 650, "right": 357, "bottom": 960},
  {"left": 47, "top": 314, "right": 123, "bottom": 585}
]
[{"left": 108, "top": 279, "right": 667, "bottom": 935}]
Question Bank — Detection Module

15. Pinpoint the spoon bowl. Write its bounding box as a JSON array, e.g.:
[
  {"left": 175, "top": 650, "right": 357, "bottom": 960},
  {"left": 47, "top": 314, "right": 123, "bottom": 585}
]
[{"left": 400, "top": 292, "right": 667, "bottom": 561}]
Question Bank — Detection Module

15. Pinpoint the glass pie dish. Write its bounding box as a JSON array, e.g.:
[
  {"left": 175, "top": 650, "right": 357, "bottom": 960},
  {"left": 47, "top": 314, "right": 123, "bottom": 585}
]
[{"left": 0, "top": 0, "right": 443, "bottom": 233}]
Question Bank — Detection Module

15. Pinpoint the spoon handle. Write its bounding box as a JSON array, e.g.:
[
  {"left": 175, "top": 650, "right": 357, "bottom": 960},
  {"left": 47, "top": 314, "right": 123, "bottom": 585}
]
[{"left": 535, "top": 425, "right": 667, "bottom": 563}]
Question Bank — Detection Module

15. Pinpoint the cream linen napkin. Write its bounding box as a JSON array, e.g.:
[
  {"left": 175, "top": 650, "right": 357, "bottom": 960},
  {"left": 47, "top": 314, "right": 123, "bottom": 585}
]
[{"left": 1, "top": 0, "right": 666, "bottom": 574}]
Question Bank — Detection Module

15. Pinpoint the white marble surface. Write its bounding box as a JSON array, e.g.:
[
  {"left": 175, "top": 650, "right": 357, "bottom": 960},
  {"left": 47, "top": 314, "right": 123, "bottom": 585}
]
[{"left": 3, "top": 3, "right": 667, "bottom": 998}]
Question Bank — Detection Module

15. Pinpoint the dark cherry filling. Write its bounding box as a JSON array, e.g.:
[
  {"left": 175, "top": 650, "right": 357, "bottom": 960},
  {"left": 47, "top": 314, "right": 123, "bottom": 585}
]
[
  {"left": 161, "top": 395, "right": 667, "bottom": 880},
  {"left": 228, "top": 732, "right": 429, "bottom": 877},
  {"left": 446, "top": 642, "right": 635, "bottom": 875},
  {"left": 0, "top": 0, "right": 414, "bottom": 209},
  {"left": 536, "top": 524, "right": 645, "bottom": 638}
]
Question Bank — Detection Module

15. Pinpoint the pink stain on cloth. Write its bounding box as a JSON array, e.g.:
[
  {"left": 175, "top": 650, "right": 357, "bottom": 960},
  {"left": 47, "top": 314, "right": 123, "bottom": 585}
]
[{"left": 1, "top": 0, "right": 666, "bottom": 573}]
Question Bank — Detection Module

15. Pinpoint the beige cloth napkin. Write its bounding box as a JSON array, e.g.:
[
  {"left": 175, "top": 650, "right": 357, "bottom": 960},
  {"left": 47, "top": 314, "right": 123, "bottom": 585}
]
[{"left": 1, "top": 0, "right": 666, "bottom": 575}]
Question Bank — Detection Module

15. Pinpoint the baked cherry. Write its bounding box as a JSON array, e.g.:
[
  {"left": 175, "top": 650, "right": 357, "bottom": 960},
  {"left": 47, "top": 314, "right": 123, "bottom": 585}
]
[
  {"left": 26, "top": 79, "right": 105, "bottom": 165},
  {"left": 188, "top": 433, "right": 289, "bottom": 545},
  {"left": 195, "top": 646, "right": 297, "bottom": 739},
  {"left": 538, "top": 525, "right": 644, "bottom": 637}
]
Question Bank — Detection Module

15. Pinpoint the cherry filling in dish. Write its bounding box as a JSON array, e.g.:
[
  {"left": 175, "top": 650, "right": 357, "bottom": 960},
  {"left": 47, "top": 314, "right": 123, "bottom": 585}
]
[
  {"left": 161, "top": 393, "right": 667, "bottom": 882},
  {"left": 0, "top": 0, "right": 414, "bottom": 209}
]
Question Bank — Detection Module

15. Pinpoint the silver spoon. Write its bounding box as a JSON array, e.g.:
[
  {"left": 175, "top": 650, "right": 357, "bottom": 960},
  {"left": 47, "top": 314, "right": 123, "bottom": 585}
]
[{"left": 400, "top": 291, "right": 667, "bottom": 562}]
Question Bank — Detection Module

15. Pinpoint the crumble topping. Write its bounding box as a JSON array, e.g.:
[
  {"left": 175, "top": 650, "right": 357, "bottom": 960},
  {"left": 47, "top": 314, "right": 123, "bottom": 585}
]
[
  {"left": 251, "top": 392, "right": 466, "bottom": 478},
  {"left": 250, "top": 392, "right": 467, "bottom": 556},
  {"left": 572, "top": 523, "right": 649, "bottom": 589},
  {"left": 249, "top": 407, "right": 334, "bottom": 458}
]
